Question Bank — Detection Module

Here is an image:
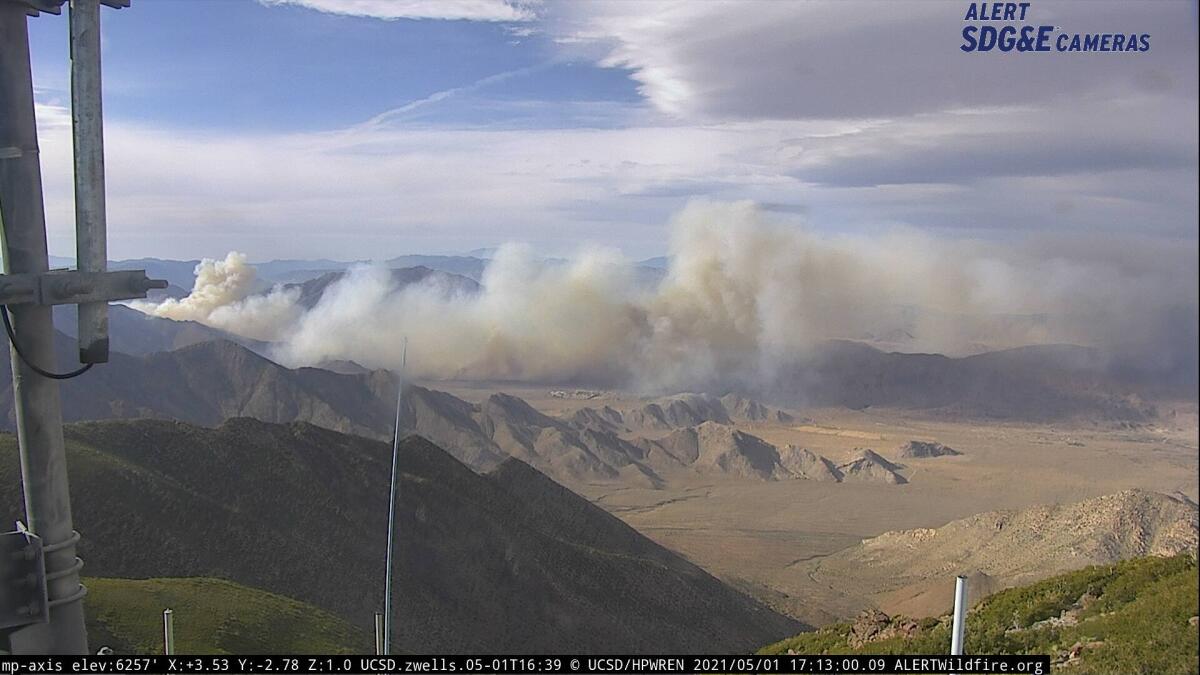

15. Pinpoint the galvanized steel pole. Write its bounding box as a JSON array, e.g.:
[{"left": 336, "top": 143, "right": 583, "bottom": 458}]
[
  {"left": 950, "top": 575, "right": 968, "bottom": 656},
  {"left": 374, "top": 612, "right": 385, "bottom": 656},
  {"left": 0, "top": 0, "right": 90, "bottom": 654},
  {"left": 162, "top": 609, "right": 174, "bottom": 655},
  {"left": 70, "top": 0, "right": 110, "bottom": 364}
]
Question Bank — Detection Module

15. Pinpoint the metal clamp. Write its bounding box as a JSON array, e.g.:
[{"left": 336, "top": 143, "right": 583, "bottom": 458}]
[
  {"left": 0, "top": 270, "right": 166, "bottom": 307},
  {"left": 42, "top": 531, "right": 87, "bottom": 609}
]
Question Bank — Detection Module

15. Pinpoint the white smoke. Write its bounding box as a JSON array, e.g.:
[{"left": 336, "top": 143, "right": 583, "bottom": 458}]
[
  {"left": 132, "top": 201, "right": 1197, "bottom": 392},
  {"left": 278, "top": 243, "right": 646, "bottom": 383},
  {"left": 131, "top": 252, "right": 302, "bottom": 342}
]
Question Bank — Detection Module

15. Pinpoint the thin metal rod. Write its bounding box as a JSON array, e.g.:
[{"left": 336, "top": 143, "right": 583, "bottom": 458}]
[
  {"left": 374, "top": 612, "right": 385, "bottom": 656},
  {"left": 950, "top": 575, "right": 968, "bottom": 656},
  {"left": 70, "top": 0, "right": 110, "bottom": 364},
  {"left": 383, "top": 337, "right": 407, "bottom": 655},
  {"left": 162, "top": 609, "right": 174, "bottom": 655},
  {"left": 0, "top": 2, "right": 89, "bottom": 655}
]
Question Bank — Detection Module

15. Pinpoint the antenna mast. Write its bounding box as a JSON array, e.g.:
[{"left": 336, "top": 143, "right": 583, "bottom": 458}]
[{"left": 383, "top": 336, "right": 407, "bottom": 655}]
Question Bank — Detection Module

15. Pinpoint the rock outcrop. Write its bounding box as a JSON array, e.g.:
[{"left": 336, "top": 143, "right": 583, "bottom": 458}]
[
  {"left": 897, "top": 440, "right": 962, "bottom": 458},
  {"left": 836, "top": 449, "right": 908, "bottom": 484}
]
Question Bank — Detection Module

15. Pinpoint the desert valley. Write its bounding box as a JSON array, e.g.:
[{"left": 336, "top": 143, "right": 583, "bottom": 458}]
[{"left": 405, "top": 380, "right": 1199, "bottom": 628}]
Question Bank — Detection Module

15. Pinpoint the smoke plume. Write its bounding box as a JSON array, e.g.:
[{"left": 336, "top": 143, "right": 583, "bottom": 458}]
[
  {"left": 132, "top": 252, "right": 302, "bottom": 342},
  {"left": 132, "top": 201, "right": 1198, "bottom": 393}
]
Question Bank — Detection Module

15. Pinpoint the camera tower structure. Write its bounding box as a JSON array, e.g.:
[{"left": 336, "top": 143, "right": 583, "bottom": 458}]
[{"left": 0, "top": 0, "right": 164, "bottom": 654}]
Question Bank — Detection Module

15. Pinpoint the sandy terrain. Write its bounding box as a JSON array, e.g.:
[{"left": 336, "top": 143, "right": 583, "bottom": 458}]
[{"left": 426, "top": 380, "right": 1199, "bottom": 626}]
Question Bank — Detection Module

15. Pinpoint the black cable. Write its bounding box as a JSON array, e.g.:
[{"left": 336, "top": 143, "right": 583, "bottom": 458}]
[
  {"left": 0, "top": 191, "right": 94, "bottom": 380},
  {"left": 1, "top": 305, "right": 93, "bottom": 380}
]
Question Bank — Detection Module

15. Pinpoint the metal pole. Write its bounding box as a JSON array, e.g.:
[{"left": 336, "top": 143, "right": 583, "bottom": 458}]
[
  {"left": 70, "top": 0, "right": 110, "bottom": 364},
  {"left": 162, "top": 609, "right": 174, "bottom": 655},
  {"left": 374, "top": 612, "right": 384, "bottom": 656},
  {"left": 383, "top": 337, "right": 407, "bottom": 655},
  {"left": 0, "top": 2, "right": 89, "bottom": 654},
  {"left": 950, "top": 575, "right": 968, "bottom": 656}
]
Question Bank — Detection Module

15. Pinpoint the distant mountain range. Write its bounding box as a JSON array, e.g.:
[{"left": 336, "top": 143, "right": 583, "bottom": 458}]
[
  {"left": 0, "top": 420, "right": 801, "bottom": 653},
  {"left": 14, "top": 286, "right": 1186, "bottom": 451},
  {"left": 47, "top": 254, "right": 671, "bottom": 290},
  {"left": 53, "top": 304, "right": 260, "bottom": 356},
  {"left": 3, "top": 317, "right": 1174, "bottom": 485},
  {"left": 0, "top": 324, "right": 924, "bottom": 487},
  {"left": 773, "top": 340, "right": 1171, "bottom": 422},
  {"left": 276, "top": 266, "right": 481, "bottom": 309},
  {"left": 365, "top": 384, "right": 906, "bottom": 487}
]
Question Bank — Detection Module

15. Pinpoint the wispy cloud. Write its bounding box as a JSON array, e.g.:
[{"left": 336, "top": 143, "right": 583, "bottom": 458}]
[
  {"left": 354, "top": 64, "right": 548, "bottom": 131},
  {"left": 258, "top": 0, "right": 538, "bottom": 22}
]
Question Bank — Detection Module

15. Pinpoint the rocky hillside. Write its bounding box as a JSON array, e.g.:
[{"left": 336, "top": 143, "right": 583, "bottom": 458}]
[
  {"left": 54, "top": 304, "right": 260, "bottom": 357},
  {"left": 844, "top": 489, "right": 1197, "bottom": 578},
  {"left": 402, "top": 386, "right": 788, "bottom": 485},
  {"left": 603, "top": 393, "right": 794, "bottom": 432},
  {"left": 835, "top": 449, "right": 907, "bottom": 484},
  {"left": 402, "top": 386, "right": 662, "bottom": 485},
  {"left": 405, "top": 386, "right": 906, "bottom": 487},
  {"left": 801, "top": 489, "right": 1198, "bottom": 618},
  {"left": 0, "top": 420, "right": 800, "bottom": 653},
  {"left": 1, "top": 335, "right": 916, "bottom": 488},
  {"left": 639, "top": 421, "right": 791, "bottom": 480},
  {"left": 762, "top": 554, "right": 1199, "bottom": 674},
  {"left": 721, "top": 393, "right": 797, "bottom": 424},
  {"left": 896, "top": 440, "right": 962, "bottom": 458},
  {"left": 1, "top": 334, "right": 398, "bottom": 440},
  {"left": 777, "top": 445, "right": 842, "bottom": 481}
]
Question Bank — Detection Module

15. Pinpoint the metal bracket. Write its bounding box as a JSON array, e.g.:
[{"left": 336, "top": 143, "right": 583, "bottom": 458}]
[
  {"left": 0, "top": 269, "right": 166, "bottom": 306},
  {"left": 0, "top": 528, "right": 48, "bottom": 630}
]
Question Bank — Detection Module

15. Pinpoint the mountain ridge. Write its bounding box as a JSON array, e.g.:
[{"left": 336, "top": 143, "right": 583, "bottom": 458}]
[{"left": 0, "top": 419, "right": 802, "bottom": 653}]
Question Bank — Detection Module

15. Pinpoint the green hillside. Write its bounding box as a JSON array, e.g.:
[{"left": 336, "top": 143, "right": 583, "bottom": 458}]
[
  {"left": 1, "top": 419, "right": 798, "bottom": 653},
  {"left": 761, "top": 554, "right": 1199, "bottom": 674},
  {"left": 84, "top": 577, "right": 370, "bottom": 655}
]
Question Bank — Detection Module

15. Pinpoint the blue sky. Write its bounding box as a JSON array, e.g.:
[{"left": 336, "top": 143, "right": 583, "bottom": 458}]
[
  {"left": 29, "top": 1, "right": 639, "bottom": 132},
  {"left": 21, "top": 0, "right": 1200, "bottom": 263}
]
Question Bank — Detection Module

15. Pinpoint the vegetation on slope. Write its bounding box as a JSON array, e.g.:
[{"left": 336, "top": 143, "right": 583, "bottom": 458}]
[
  {"left": 85, "top": 577, "right": 370, "bottom": 655},
  {"left": 1, "top": 419, "right": 797, "bottom": 653},
  {"left": 761, "top": 554, "right": 1199, "bottom": 674}
]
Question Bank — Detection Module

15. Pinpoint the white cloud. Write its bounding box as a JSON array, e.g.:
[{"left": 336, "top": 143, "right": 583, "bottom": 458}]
[
  {"left": 32, "top": 89, "right": 1197, "bottom": 265},
  {"left": 550, "top": 1, "right": 1198, "bottom": 120},
  {"left": 35, "top": 101, "right": 786, "bottom": 258},
  {"left": 29, "top": 1, "right": 1197, "bottom": 262},
  {"left": 259, "top": 0, "right": 537, "bottom": 22}
]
